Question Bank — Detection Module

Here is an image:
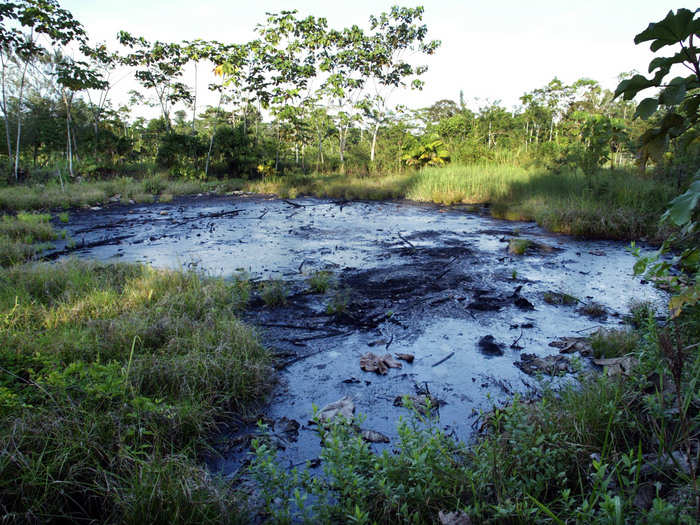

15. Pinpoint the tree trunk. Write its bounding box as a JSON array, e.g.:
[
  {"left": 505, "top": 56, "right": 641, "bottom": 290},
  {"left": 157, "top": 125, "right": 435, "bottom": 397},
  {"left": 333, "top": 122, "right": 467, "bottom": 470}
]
[
  {"left": 13, "top": 57, "right": 30, "bottom": 181},
  {"left": 370, "top": 121, "right": 380, "bottom": 163},
  {"left": 191, "top": 62, "right": 198, "bottom": 133},
  {"left": 0, "top": 53, "right": 12, "bottom": 174}
]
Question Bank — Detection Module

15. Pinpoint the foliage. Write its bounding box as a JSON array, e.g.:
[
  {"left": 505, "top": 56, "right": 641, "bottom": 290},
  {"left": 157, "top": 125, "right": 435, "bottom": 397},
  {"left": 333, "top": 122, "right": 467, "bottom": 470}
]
[
  {"left": 0, "top": 259, "right": 270, "bottom": 523},
  {"left": 614, "top": 8, "right": 700, "bottom": 169},
  {"left": 401, "top": 135, "right": 450, "bottom": 168}
]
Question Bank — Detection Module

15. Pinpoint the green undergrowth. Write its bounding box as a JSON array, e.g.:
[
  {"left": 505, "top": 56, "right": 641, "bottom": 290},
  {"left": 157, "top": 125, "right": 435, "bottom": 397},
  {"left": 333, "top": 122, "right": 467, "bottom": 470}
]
[
  {"left": 0, "top": 165, "right": 677, "bottom": 241},
  {"left": 0, "top": 212, "right": 60, "bottom": 267},
  {"left": 0, "top": 175, "right": 247, "bottom": 212},
  {"left": 0, "top": 259, "right": 270, "bottom": 523},
  {"left": 251, "top": 309, "right": 700, "bottom": 523},
  {"left": 245, "top": 164, "right": 676, "bottom": 241}
]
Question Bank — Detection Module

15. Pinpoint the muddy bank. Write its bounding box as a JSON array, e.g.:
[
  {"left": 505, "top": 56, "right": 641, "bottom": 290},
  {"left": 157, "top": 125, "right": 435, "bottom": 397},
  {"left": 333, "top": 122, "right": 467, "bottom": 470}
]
[{"left": 51, "top": 194, "right": 665, "bottom": 475}]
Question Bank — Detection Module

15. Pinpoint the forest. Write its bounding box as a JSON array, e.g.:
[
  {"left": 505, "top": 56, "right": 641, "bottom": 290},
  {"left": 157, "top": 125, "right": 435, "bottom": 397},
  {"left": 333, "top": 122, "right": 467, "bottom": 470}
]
[{"left": 0, "top": 1, "right": 699, "bottom": 524}]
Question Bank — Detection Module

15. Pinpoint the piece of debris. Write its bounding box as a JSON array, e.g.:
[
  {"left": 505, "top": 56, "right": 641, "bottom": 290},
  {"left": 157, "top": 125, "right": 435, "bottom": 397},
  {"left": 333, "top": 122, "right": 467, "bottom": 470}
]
[
  {"left": 478, "top": 335, "right": 504, "bottom": 356},
  {"left": 438, "top": 510, "right": 472, "bottom": 525},
  {"left": 315, "top": 396, "right": 354, "bottom": 423},
  {"left": 515, "top": 353, "right": 572, "bottom": 375},
  {"left": 89, "top": 206, "right": 101, "bottom": 211},
  {"left": 361, "top": 430, "right": 390, "bottom": 443},
  {"left": 360, "top": 352, "right": 402, "bottom": 375},
  {"left": 589, "top": 249, "right": 606, "bottom": 256},
  {"left": 549, "top": 337, "right": 592, "bottom": 356},
  {"left": 342, "top": 377, "right": 361, "bottom": 384},
  {"left": 593, "top": 356, "right": 637, "bottom": 376},
  {"left": 395, "top": 353, "right": 415, "bottom": 363},
  {"left": 367, "top": 338, "right": 388, "bottom": 347},
  {"left": 128, "top": 199, "right": 136, "bottom": 205},
  {"left": 274, "top": 417, "right": 300, "bottom": 442},
  {"left": 513, "top": 296, "right": 534, "bottom": 310},
  {"left": 432, "top": 352, "right": 455, "bottom": 367}
]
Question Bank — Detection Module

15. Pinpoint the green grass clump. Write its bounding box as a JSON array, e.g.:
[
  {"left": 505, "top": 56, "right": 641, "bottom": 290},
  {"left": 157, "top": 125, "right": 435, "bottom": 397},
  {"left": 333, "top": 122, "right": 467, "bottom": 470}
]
[
  {"left": 325, "top": 288, "right": 350, "bottom": 315},
  {"left": 0, "top": 213, "right": 58, "bottom": 266},
  {"left": 508, "top": 238, "right": 532, "bottom": 255},
  {"left": 0, "top": 259, "right": 270, "bottom": 523},
  {"left": 544, "top": 291, "right": 579, "bottom": 305},
  {"left": 260, "top": 279, "right": 288, "bottom": 307},
  {"left": 307, "top": 270, "right": 333, "bottom": 294},
  {"left": 590, "top": 328, "right": 639, "bottom": 359}
]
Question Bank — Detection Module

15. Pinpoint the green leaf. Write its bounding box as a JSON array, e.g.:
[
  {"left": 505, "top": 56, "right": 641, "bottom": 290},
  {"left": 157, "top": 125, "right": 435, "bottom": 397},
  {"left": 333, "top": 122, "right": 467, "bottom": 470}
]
[
  {"left": 664, "top": 175, "right": 700, "bottom": 226},
  {"left": 614, "top": 74, "right": 654, "bottom": 100},
  {"left": 659, "top": 78, "right": 687, "bottom": 105},
  {"left": 634, "top": 9, "right": 700, "bottom": 52},
  {"left": 635, "top": 98, "right": 659, "bottom": 119}
]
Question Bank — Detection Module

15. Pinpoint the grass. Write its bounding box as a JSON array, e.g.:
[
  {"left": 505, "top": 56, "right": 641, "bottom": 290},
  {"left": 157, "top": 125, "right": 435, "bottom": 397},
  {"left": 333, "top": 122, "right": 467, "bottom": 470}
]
[
  {"left": 590, "top": 328, "right": 639, "bottom": 359},
  {"left": 0, "top": 165, "right": 677, "bottom": 241},
  {"left": 508, "top": 238, "right": 532, "bottom": 255},
  {"left": 544, "top": 291, "right": 579, "bottom": 305},
  {"left": 0, "top": 259, "right": 271, "bottom": 523},
  {"left": 0, "top": 175, "right": 247, "bottom": 212},
  {"left": 0, "top": 212, "right": 59, "bottom": 267},
  {"left": 307, "top": 270, "right": 334, "bottom": 294},
  {"left": 260, "top": 279, "right": 288, "bottom": 307}
]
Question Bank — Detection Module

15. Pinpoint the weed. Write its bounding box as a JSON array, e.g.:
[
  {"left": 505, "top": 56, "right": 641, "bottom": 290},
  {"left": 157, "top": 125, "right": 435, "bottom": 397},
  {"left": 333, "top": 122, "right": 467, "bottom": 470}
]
[
  {"left": 307, "top": 270, "right": 333, "bottom": 294},
  {"left": 580, "top": 301, "right": 607, "bottom": 318},
  {"left": 508, "top": 238, "right": 532, "bottom": 255},
  {"left": 326, "top": 288, "right": 350, "bottom": 315},
  {"left": 160, "top": 192, "right": 174, "bottom": 203},
  {"left": 544, "top": 291, "right": 579, "bottom": 305},
  {"left": 58, "top": 211, "right": 69, "bottom": 223},
  {"left": 590, "top": 328, "right": 639, "bottom": 358},
  {"left": 261, "top": 279, "right": 288, "bottom": 307}
]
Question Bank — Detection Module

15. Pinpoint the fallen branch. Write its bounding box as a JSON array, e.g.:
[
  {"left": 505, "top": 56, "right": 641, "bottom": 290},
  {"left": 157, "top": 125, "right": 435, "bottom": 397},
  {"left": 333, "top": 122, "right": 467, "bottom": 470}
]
[{"left": 432, "top": 352, "right": 455, "bottom": 367}]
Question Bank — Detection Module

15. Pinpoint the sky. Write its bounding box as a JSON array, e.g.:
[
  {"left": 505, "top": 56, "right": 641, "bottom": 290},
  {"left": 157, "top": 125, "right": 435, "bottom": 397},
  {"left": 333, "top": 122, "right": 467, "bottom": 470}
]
[{"left": 61, "top": 0, "right": 689, "bottom": 117}]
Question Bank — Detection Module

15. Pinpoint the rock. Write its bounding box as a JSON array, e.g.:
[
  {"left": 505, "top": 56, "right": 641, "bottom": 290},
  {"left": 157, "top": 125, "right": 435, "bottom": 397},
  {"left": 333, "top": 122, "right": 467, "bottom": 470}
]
[
  {"left": 439, "top": 510, "right": 472, "bottom": 525},
  {"left": 395, "top": 353, "right": 414, "bottom": 363},
  {"left": 89, "top": 206, "right": 102, "bottom": 211},
  {"left": 360, "top": 352, "right": 402, "bottom": 375},
  {"left": 128, "top": 199, "right": 136, "bottom": 205},
  {"left": 478, "top": 335, "right": 504, "bottom": 356},
  {"left": 109, "top": 194, "right": 121, "bottom": 202},
  {"left": 549, "top": 337, "right": 592, "bottom": 356},
  {"left": 274, "top": 417, "right": 300, "bottom": 442},
  {"left": 515, "top": 353, "right": 572, "bottom": 376},
  {"left": 316, "top": 396, "right": 354, "bottom": 423},
  {"left": 159, "top": 210, "right": 169, "bottom": 215},
  {"left": 593, "top": 355, "right": 637, "bottom": 376},
  {"left": 640, "top": 451, "right": 691, "bottom": 478},
  {"left": 513, "top": 296, "right": 534, "bottom": 310},
  {"left": 361, "top": 430, "right": 390, "bottom": 443}
]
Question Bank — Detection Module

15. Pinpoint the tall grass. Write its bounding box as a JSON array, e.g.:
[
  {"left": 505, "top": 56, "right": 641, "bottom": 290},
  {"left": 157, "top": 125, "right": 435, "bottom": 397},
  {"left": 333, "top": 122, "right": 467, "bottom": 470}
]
[{"left": 0, "top": 259, "right": 270, "bottom": 523}]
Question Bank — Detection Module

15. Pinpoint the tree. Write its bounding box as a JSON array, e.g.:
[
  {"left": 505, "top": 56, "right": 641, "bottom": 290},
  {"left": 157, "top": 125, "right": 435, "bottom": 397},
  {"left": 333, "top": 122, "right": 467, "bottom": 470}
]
[
  {"left": 614, "top": 8, "right": 700, "bottom": 170},
  {"left": 1, "top": 0, "right": 85, "bottom": 180},
  {"left": 118, "top": 32, "right": 191, "bottom": 133}
]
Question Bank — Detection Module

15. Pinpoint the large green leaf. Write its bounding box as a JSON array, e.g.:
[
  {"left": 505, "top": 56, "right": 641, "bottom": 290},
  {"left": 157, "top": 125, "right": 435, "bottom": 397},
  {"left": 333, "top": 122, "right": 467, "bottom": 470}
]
[
  {"left": 614, "top": 74, "right": 654, "bottom": 100},
  {"left": 659, "top": 77, "right": 687, "bottom": 105},
  {"left": 663, "top": 173, "right": 700, "bottom": 226},
  {"left": 635, "top": 98, "right": 659, "bottom": 119},
  {"left": 634, "top": 8, "right": 700, "bottom": 52}
]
